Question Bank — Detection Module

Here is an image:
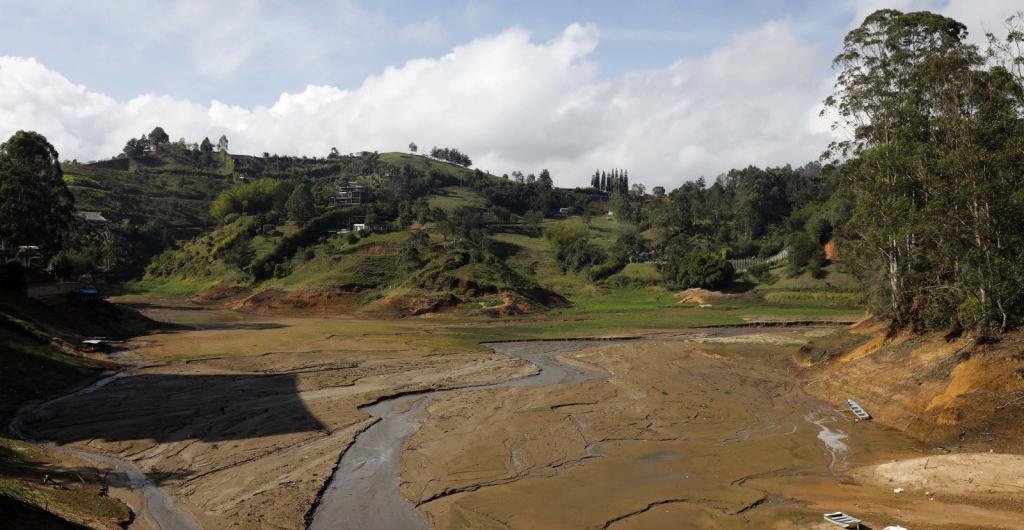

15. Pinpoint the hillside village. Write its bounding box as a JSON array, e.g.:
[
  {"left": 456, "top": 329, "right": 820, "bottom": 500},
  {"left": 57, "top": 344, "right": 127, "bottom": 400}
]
[{"left": 9, "top": 130, "right": 846, "bottom": 317}]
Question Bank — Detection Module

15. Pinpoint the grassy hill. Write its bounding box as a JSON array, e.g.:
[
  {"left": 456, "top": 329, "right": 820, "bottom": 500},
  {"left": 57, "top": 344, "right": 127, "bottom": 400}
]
[
  {"left": 134, "top": 204, "right": 863, "bottom": 319},
  {"left": 64, "top": 160, "right": 232, "bottom": 231},
  {"left": 61, "top": 150, "right": 499, "bottom": 276},
  {"left": 92, "top": 148, "right": 861, "bottom": 316}
]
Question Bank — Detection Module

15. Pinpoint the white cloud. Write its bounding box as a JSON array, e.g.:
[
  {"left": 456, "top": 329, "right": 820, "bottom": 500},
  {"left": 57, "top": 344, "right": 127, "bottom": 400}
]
[{"left": 0, "top": 20, "right": 838, "bottom": 189}]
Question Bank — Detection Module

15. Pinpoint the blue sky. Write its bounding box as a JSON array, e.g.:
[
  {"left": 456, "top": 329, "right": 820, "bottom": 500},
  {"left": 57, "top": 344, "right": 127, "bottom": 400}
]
[
  {"left": 0, "top": 0, "right": 856, "bottom": 106},
  {"left": 0, "top": 0, "right": 1019, "bottom": 187}
]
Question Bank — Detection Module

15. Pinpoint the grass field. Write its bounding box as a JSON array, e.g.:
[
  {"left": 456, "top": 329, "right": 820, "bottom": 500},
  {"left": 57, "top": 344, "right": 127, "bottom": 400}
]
[{"left": 427, "top": 186, "right": 487, "bottom": 212}]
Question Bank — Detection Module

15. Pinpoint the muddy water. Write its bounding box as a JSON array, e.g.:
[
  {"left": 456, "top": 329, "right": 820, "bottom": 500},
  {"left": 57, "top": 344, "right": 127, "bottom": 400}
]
[
  {"left": 806, "top": 412, "right": 850, "bottom": 472},
  {"left": 9, "top": 367, "right": 202, "bottom": 530},
  {"left": 307, "top": 340, "right": 612, "bottom": 530}
]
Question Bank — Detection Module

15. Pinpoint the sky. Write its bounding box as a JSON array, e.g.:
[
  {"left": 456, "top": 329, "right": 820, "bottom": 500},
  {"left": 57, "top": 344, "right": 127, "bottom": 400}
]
[{"left": 0, "top": 0, "right": 1020, "bottom": 188}]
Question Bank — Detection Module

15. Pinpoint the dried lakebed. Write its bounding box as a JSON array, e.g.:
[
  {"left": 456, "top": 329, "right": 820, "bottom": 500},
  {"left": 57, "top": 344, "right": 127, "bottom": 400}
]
[
  {"left": 18, "top": 323, "right": 992, "bottom": 529},
  {"left": 307, "top": 340, "right": 612, "bottom": 530}
]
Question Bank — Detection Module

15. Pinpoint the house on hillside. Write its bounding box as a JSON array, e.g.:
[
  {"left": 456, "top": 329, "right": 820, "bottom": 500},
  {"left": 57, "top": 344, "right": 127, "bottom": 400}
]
[
  {"left": 77, "top": 211, "right": 109, "bottom": 224},
  {"left": 351, "top": 218, "right": 390, "bottom": 233},
  {"left": 329, "top": 183, "right": 374, "bottom": 206}
]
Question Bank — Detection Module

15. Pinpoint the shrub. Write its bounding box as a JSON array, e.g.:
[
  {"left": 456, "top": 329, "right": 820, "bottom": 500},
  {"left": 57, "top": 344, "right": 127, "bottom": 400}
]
[
  {"left": 210, "top": 179, "right": 286, "bottom": 220},
  {"left": 556, "top": 238, "right": 606, "bottom": 272},
  {"left": 249, "top": 210, "right": 348, "bottom": 280},
  {"left": 589, "top": 256, "right": 628, "bottom": 282},
  {"left": 747, "top": 261, "right": 772, "bottom": 283},
  {"left": 543, "top": 220, "right": 589, "bottom": 248}
]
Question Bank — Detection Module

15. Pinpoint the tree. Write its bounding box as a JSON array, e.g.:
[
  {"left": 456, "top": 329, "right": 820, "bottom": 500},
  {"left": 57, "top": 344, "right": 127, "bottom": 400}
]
[
  {"left": 538, "top": 169, "right": 553, "bottom": 189},
  {"left": 676, "top": 252, "right": 734, "bottom": 290},
  {"left": 329, "top": 147, "right": 340, "bottom": 159},
  {"left": 286, "top": 184, "right": 317, "bottom": 224},
  {"left": 785, "top": 232, "right": 816, "bottom": 277},
  {"left": 609, "top": 190, "right": 633, "bottom": 222},
  {"left": 630, "top": 183, "right": 645, "bottom": 198},
  {"left": 148, "top": 127, "right": 169, "bottom": 151},
  {"left": 123, "top": 137, "right": 147, "bottom": 158},
  {"left": 616, "top": 226, "right": 647, "bottom": 262},
  {"left": 654, "top": 190, "right": 692, "bottom": 246},
  {"left": 0, "top": 131, "right": 76, "bottom": 257},
  {"left": 408, "top": 142, "right": 418, "bottom": 153},
  {"left": 217, "top": 135, "right": 229, "bottom": 153},
  {"left": 523, "top": 210, "right": 544, "bottom": 234},
  {"left": 652, "top": 186, "right": 666, "bottom": 197},
  {"left": 199, "top": 137, "right": 214, "bottom": 167}
]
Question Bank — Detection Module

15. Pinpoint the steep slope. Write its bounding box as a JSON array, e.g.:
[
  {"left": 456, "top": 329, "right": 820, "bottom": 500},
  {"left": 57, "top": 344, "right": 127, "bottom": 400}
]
[{"left": 798, "top": 320, "right": 1024, "bottom": 451}]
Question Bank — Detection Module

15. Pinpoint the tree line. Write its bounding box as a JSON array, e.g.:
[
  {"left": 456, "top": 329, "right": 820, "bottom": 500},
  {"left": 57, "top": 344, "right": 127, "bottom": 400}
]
[
  {"left": 825, "top": 9, "right": 1024, "bottom": 334},
  {"left": 122, "top": 126, "right": 229, "bottom": 168},
  {"left": 590, "top": 169, "right": 629, "bottom": 194},
  {"left": 429, "top": 146, "right": 472, "bottom": 167}
]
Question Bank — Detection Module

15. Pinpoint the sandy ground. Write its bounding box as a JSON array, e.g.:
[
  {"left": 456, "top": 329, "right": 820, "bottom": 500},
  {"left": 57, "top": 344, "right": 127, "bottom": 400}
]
[{"left": 14, "top": 305, "right": 1024, "bottom": 530}]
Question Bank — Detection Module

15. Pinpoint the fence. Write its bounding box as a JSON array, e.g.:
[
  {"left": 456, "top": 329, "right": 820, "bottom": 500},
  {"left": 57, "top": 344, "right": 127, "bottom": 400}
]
[{"left": 728, "top": 248, "right": 788, "bottom": 272}]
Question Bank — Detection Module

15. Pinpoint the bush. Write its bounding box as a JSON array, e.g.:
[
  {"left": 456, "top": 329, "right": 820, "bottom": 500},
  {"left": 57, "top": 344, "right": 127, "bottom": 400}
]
[
  {"left": 676, "top": 252, "right": 734, "bottom": 290},
  {"left": 210, "top": 180, "right": 287, "bottom": 220},
  {"left": 747, "top": 261, "right": 772, "bottom": 283},
  {"left": 543, "top": 221, "right": 589, "bottom": 248},
  {"left": 589, "top": 256, "right": 627, "bottom": 282},
  {"left": 250, "top": 210, "right": 348, "bottom": 280},
  {"left": 556, "top": 238, "right": 606, "bottom": 273},
  {"left": 545, "top": 220, "right": 605, "bottom": 272}
]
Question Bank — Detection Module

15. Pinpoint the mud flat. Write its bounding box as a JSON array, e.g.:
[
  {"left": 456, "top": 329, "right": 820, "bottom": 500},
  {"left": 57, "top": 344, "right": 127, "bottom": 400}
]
[
  {"left": 308, "top": 340, "right": 610, "bottom": 530},
  {"left": 397, "top": 329, "right": 1024, "bottom": 529}
]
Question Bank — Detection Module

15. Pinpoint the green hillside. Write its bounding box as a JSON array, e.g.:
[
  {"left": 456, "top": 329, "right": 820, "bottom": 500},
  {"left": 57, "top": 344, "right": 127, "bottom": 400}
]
[{"left": 71, "top": 145, "right": 862, "bottom": 316}]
